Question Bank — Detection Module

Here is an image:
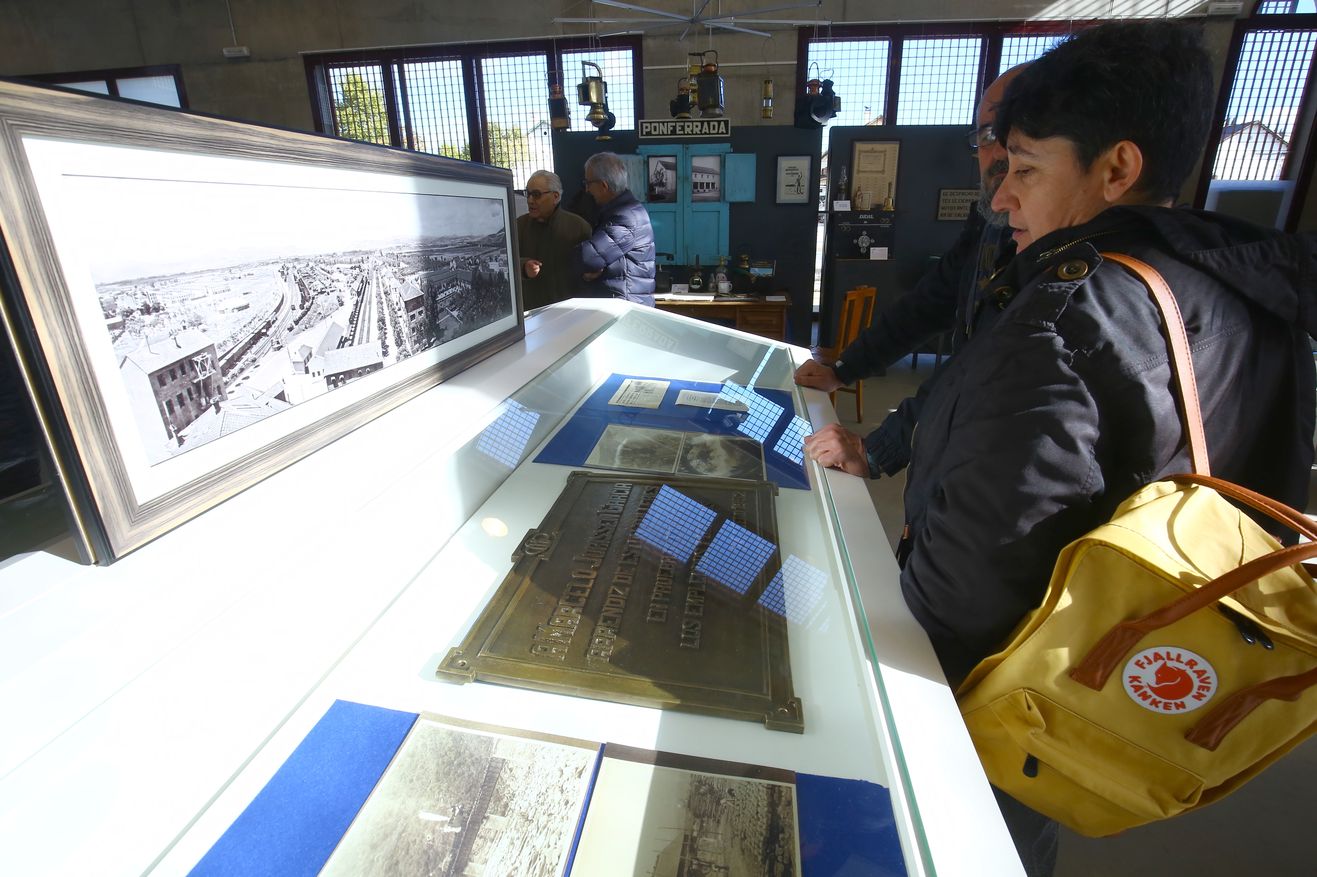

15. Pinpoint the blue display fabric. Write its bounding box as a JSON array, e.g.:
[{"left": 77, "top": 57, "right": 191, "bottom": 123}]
[
  {"left": 535, "top": 373, "right": 810, "bottom": 490},
  {"left": 797, "top": 773, "right": 907, "bottom": 877},
  {"left": 189, "top": 700, "right": 419, "bottom": 877}
]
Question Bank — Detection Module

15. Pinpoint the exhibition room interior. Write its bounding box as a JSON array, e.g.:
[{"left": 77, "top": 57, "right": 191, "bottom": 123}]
[{"left": 2, "top": 2, "right": 1316, "bottom": 876}]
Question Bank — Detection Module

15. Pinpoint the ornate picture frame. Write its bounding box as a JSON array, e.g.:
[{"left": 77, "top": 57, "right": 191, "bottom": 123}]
[{"left": 0, "top": 80, "right": 524, "bottom": 562}]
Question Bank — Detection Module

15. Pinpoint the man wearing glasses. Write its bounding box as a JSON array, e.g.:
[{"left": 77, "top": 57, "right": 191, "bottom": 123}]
[
  {"left": 516, "top": 170, "right": 592, "bottom": 310},
  {"left": 578, "top": 152, "right": 657, "bottom": 306},
  {"left": 800, "top": 63, "right": 1027, "bottom": 479}
]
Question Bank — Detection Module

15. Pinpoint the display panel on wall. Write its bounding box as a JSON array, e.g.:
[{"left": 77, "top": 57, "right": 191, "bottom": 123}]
[{"left": 0, "top": 80, "right": 524, "bottom": 563}]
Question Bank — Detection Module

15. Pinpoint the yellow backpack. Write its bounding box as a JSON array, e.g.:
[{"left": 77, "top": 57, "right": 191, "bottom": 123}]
[{"left": 956, "top": 254, "right": 1317, "bottom": 837}]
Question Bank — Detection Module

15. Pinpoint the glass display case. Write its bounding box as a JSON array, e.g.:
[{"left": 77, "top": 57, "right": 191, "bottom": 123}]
[{"left": 0, "top": 300, "right": 1021, "bottom": 876}]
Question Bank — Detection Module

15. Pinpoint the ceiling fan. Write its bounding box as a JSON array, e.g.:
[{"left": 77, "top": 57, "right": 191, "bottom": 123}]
[{"left": 554, "top": 0, "right": 824, "bottom": 39}]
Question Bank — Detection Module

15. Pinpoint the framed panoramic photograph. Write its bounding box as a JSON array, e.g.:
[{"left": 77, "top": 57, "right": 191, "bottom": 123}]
[
  {"left": 775, "top": 155, "right": 811, "bottom": 204},
  {"left": 0, "top": 79, "right": 524, "bottom": 562}
]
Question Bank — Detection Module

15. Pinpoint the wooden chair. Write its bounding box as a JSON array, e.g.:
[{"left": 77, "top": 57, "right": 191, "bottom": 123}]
[{"left": 817, "top": 285, "right": 877, "bottom": 422}]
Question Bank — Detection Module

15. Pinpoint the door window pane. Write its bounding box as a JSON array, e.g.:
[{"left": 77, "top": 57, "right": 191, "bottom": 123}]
[
  {"left": 690, "top": 155, "right": 721, "bottom": 202},
  {"left": 647, "top": 155, "right": 678, "bottom": 202}
]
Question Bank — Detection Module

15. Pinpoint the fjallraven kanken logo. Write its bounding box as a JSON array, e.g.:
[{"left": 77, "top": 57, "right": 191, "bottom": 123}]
[{"left": 1122, "top": 647, "right": 1218, "bottom": 713}]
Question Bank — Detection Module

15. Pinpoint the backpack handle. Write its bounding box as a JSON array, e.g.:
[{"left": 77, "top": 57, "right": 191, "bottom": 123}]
[{"left": 1070, "top": 539, "right": 1317, "bottom": 694}]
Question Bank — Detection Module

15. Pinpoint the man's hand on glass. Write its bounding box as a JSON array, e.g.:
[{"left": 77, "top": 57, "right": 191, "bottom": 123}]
[
  {"left": 804, "top": 423, "right": 868, "bottom": 477},
  {"left": 794, "top": 359, "right": 844, "bottom": 393},
  {"left": 523, "top": 259, "right": 543, "bottom": 279}
]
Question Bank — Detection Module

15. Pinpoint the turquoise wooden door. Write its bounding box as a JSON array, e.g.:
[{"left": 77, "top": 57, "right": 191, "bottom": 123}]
[{"left": 635, "top": 144, "right": 753, "bottom": 265}]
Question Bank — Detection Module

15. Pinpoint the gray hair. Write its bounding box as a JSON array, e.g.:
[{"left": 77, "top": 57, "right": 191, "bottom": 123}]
[
  {"left": 584, "top": 152, "right": 630, "bottom": 194},
  {"left": 527, "top": 170, "right": 563, "bottom": 194}
]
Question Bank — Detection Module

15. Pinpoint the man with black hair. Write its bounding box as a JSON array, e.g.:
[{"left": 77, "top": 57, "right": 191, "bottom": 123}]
[
  {"left": 807, "top": 21, "right": 1315, "bottom": 876},
  {"left": 798, "top": 64, "right": 1026, "bottom": 477}
]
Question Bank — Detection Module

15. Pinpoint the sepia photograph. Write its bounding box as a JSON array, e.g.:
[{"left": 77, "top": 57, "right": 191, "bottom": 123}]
[
  {"left": 0, "top": 79, "right": 523, "bottom": 561},
  {"left": 676, "top": 433, "right": 764, "bottom": 481},
  {"left": 570, "top": 748, "right": 800, "bottom": 877},
  {"left": 585, "top": 425, "right": 764, "bottom": 482},
  {"left": 320, "top": 717, "right": 598, "bottom": 877},
  {"left": 585, "top": 424, "right": 683, "bottom": 474}
]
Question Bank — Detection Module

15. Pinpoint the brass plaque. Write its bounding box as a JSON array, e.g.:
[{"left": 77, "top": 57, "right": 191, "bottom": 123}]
[{"left": 438, "top": 472, "right": 803, "bottom": 732}]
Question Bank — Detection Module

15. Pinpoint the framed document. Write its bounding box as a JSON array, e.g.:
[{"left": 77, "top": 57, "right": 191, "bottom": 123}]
[
  {"left": 775, "top": 155, "right": 811, "bottom": 204},
  {"left": 850, "top": 141, "right": 900, "bottom": 211}
]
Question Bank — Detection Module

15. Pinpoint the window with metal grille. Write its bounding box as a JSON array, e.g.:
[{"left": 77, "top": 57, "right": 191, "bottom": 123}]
[
  {"left": 397, "top": 58, "right": 469, "bottom": 159},
  {"left": 799, "top": 23, "right": 1084, "bottom": 307},
  {"left": 1000, "top": 34, "right": 1064, "bottom": 69},
  {"left": 896, "top": 37, "right": 983, "bottom": 125},
  {"left": 804, "top": 39, "right": 891, "bottom": 128},
  {"left": 561, "top": 48, "right": 637, "bottom": 133},
  {"left": 306, "top": 38, "right": 639, "bottom": 187},
  {"left": 328, "top": 64, "right": 391, "bottom": 146},
  {"left": 1257, "top": 1, "right": 1316, "bottom": 12},
  {"left": 19, "top": 65, "right": 187, "bottom": 108},
  {"left": 1213, "top": 28, "right": 1317, "bottom": 180},
  {"left": 480, "top": 53, "right": 555, "bottom": 185}
]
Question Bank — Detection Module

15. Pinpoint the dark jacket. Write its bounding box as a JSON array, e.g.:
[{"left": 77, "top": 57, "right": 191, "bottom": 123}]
[
  {"left": 579, "top": 190, "right": 656, "bottom": 305},
  {"left": 899, "top": 206, "right": 1317, "bottom": 683},
  {"left": 833, "top": 210, "right": 1014, "bottom": 476},
  {"left": 516, "top": 206, "right": 592, "bottom": 310},
  {"left": 834, "top": 209, "right": 991, "bottom": 385}
]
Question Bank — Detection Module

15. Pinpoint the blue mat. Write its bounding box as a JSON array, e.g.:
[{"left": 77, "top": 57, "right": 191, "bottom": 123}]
[
  {"left": 797, "top": 772, "right": 908, "bottom": 876},
  {"left": 535, "top": 373, "right": 810, "bottom": 490},
  {"left": 191, "top": 702, "right": 907, "bottom": 876},
  {"left": 188, "top": 700, "right": 418, "bottom": 877}
]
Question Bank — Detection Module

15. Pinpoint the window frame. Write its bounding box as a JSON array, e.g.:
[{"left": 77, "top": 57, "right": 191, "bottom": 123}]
[
  {"left": 1193, "top": 10, "right": 1317, "bottom": 229},
  {"left": 304, "top": 36, "right": 642, "bottom": 165},
  {"left": 795, "top": 22, "right": 1089, "bottom": 127},
  {"left": 16, "top": 64, "right": 188, "bottom": 108}
]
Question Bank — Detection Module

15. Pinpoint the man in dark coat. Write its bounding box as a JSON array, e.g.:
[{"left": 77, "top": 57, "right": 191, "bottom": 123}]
[
  {"left": 516, "top": 169, "right": 591, "bottom": 310},
  {"left": 578, "top": 152, "right": 656, "bottom": 306},
  {"left": 806, "top": 22, "right": 1316, "bottom": 876},
  {"left": 794, "top": 64, "right": 1026, "bottom": 475}
]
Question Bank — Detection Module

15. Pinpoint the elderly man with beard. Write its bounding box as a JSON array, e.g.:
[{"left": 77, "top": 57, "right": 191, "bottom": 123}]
[{"left": 796, "top": 64, "right": 1025, "bottom": 478}]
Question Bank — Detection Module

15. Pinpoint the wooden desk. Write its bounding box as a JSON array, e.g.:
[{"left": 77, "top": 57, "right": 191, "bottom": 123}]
[{"left": 653, "top": 294, "right": 790, "bottom": 341}]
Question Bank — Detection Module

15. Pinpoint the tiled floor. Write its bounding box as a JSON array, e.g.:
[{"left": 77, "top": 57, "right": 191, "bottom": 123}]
[{"left": 830, "top": 354, "right": 1317, "bottom": 877}]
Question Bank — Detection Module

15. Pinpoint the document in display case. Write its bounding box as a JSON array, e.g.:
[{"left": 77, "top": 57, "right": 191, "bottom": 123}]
[
  {"left": 191, "top": 700, "right": 905, "bottom": 877},
  {"left": 0, "top": 301, "right": 1020, "bottom": 877}
]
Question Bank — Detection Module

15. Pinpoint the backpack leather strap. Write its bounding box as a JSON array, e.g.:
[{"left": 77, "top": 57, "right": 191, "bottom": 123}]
[{"left": 1101, "top": 252, "right": 1211, "bottom": 476}]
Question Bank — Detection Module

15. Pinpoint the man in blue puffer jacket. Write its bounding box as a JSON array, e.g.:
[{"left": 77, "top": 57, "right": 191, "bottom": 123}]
[{"left": 578, "top": 152, "right": 656, "bottom": 306}]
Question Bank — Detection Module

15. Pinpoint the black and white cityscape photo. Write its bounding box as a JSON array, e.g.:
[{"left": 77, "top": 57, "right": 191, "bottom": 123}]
[
  {"left": 570, "top": 755, "right": 801, "bottom": 877},
  {"left": 71, "top": 173, "right": 513, "bottom": 465},
  {"left": 319, "top": 718, "right": 596, "bottom": 877}
]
